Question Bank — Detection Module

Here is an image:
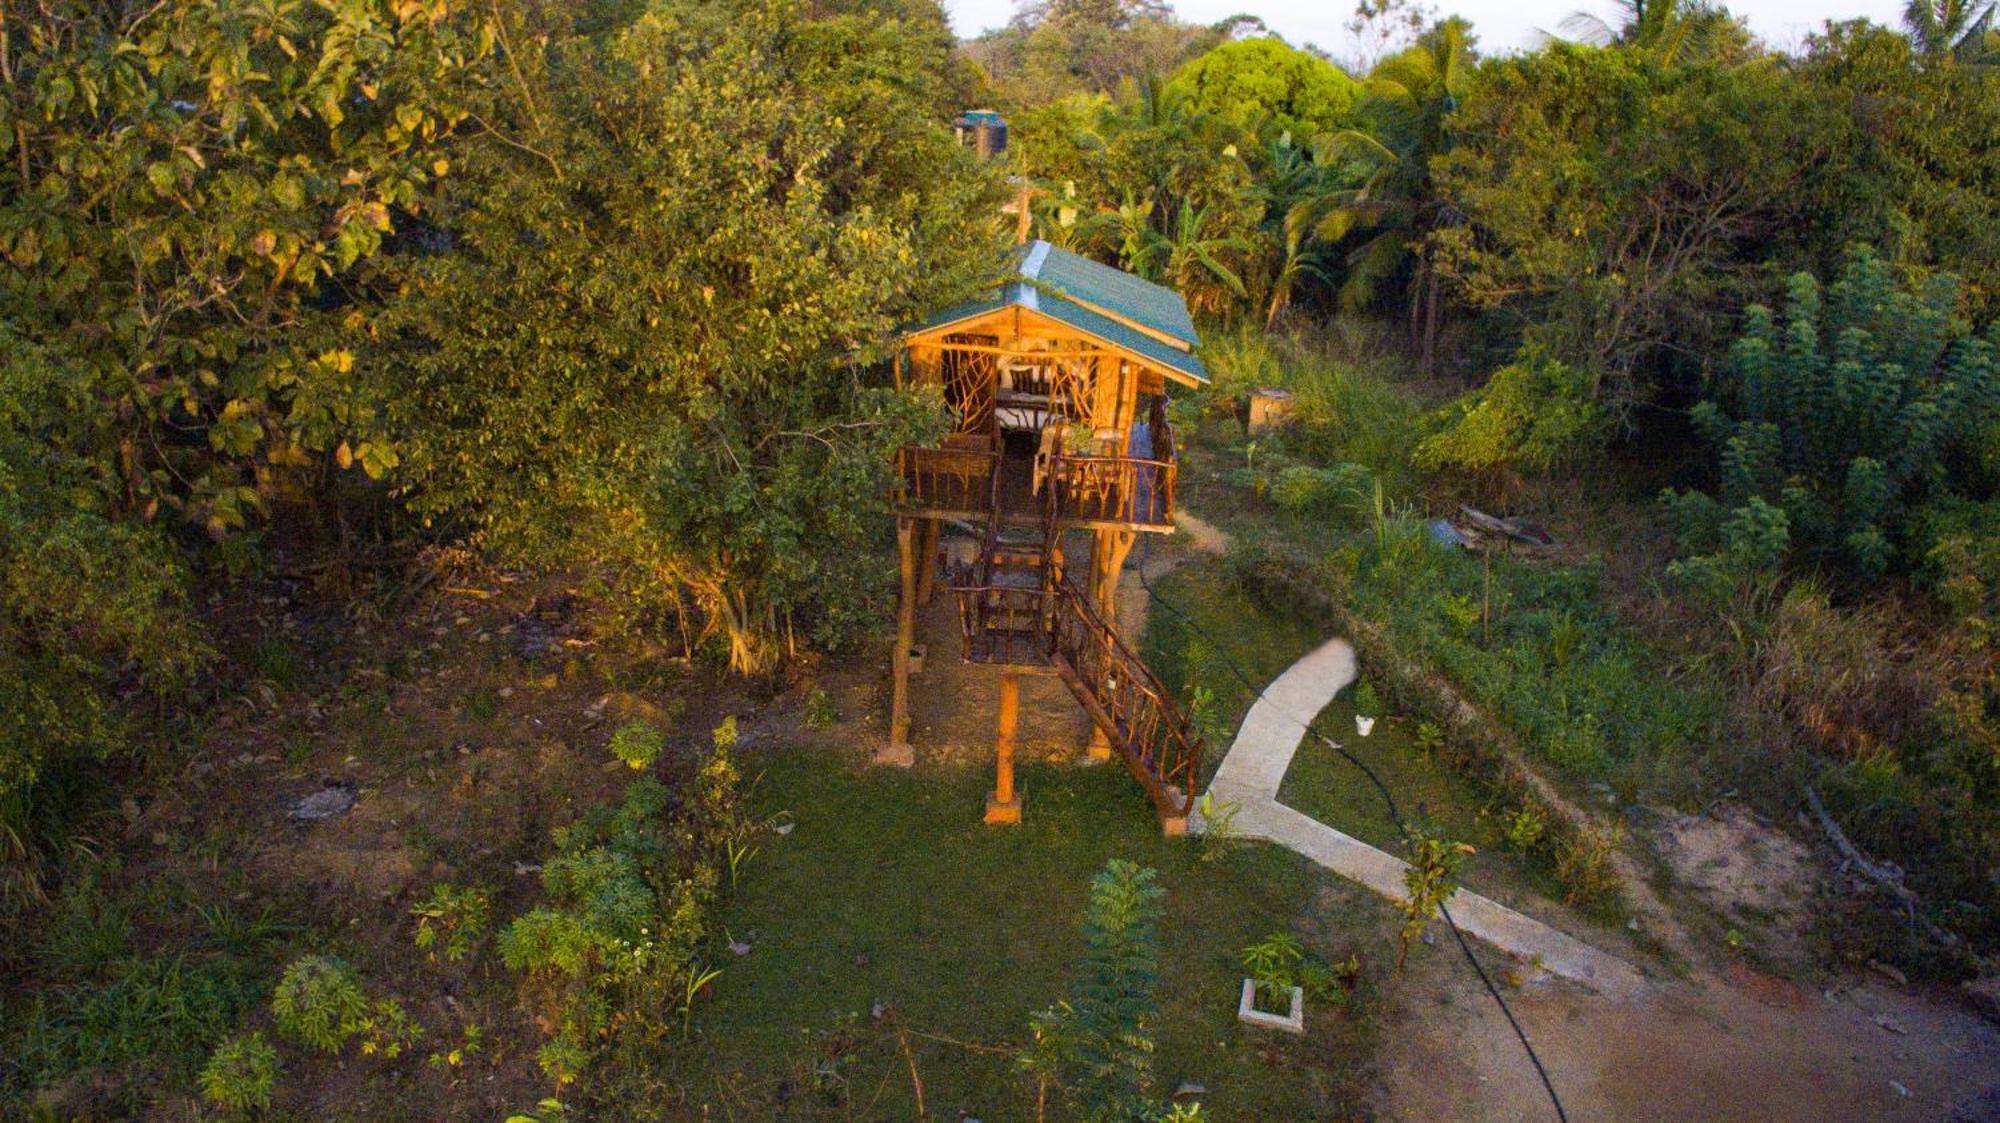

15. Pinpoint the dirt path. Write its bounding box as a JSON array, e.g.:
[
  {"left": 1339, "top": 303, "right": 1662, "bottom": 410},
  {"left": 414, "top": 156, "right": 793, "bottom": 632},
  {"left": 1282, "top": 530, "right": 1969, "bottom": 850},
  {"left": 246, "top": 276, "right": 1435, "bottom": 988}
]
[{"left": 1378, "top": 963, "right": 2000, "bottom": 1122}]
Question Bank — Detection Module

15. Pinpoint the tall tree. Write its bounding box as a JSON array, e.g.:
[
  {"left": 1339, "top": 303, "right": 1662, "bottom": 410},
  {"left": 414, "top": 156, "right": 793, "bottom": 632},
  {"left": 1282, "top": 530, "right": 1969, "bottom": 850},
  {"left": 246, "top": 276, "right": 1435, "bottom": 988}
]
[
  {"left": 1903, "top": 0, "right": 2000, "bottom": 62},
  {"left": 373, "top": 0, "right": 999, "bottom": 674},
  {"left": 1560, "top": 0, "right": 1750, "bottom": 63},
  {"left": 0, "top": 0, "right": 477, "bottom": 897},
  {"left": 1304, "top": 18, "right": 1473, "bottom": 365}
]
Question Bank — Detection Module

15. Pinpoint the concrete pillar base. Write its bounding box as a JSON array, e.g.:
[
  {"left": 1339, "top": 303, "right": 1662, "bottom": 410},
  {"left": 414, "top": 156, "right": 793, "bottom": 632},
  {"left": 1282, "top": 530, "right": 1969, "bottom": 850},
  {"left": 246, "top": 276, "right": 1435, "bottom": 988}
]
[
  {"left": 873, "top": 741, "right": 915, "bottom": 767},
  {"left": 984, "top": 791, "right": 1023, "bottom": 824},
  {"left": 1158, "top": 813, "right": 1189, "bottom": 838},
  {"left": 1085, "top": 726, "right": 1113, "bottom": 764}
]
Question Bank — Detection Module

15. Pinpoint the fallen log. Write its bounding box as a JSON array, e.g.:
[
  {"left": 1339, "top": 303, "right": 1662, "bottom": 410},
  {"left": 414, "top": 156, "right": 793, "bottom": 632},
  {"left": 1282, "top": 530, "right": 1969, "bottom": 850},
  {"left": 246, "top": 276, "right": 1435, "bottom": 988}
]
[{"left": 1804, "top": 784, "right": 1959, "bottom": 949}]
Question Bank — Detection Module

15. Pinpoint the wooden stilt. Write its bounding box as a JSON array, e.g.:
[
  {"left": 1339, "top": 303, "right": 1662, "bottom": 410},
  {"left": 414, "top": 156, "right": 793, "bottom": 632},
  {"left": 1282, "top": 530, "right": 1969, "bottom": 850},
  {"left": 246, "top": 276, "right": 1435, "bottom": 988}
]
[
  {"left": 986, "top": 672, "right": 1023, "bottom": 823},
  {"left": 916, "top": 518, "right": 941, "bottom": 605},
  {"left": 1101, "top": 530, "right": 1136, "bottom": 619},
  {"left": 884, "top": 517, "right": 917, "bottom": 765}
]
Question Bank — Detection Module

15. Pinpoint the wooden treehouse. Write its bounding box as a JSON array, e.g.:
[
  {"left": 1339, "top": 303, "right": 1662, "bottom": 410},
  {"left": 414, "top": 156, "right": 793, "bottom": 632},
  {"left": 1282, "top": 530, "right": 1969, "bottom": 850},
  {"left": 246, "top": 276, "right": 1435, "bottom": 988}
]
[{"left": 888, "top": 239, "right": 1210, "bottom": 834}]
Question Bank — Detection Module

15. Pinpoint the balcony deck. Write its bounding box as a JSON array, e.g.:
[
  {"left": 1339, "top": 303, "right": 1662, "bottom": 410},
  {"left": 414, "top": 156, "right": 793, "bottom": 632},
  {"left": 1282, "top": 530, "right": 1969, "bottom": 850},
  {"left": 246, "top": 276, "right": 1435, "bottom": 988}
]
[{"left": 893, "top": 424, "right": 1177, "bottom": 532}]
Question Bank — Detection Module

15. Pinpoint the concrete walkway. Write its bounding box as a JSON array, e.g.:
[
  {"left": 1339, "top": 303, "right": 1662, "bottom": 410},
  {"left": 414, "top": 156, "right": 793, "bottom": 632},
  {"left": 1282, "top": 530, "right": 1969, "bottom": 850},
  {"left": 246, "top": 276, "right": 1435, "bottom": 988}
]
[{"left": 1197, "top": 637, "right": 1648, "bottom": 999}]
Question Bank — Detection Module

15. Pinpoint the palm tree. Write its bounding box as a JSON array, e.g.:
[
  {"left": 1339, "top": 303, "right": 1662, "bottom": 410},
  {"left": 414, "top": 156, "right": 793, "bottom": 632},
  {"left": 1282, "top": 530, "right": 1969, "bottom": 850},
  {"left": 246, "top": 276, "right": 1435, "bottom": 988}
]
[
  {"left": 1560, "top": 0, "right": 1739, "bottom": 63},
  {"left": 1904, "top": 0, "right": 1999, "bottom": 62},
  {"left": 1292, "top": 19, "right": 1472, "bottom": 365}
]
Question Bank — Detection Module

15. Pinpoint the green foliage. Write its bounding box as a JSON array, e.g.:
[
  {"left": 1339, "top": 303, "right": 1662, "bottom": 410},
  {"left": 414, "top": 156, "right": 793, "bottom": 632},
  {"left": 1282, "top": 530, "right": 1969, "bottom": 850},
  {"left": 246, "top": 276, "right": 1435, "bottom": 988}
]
[
  {"left": 1415, "top": 349, "right": 1604, "bottom": 476},
  {"left": 1910, "top": 496, "right": 2000, "bottom": 645},
  {"left": 199, "top": 1031, "right": 281, "bottom": 1113},
  {"left": 271, "top": 955, "right": 369, "bottom": 1054},
  {"left": 1673, "top": 246, "right": 1998, "bottom": 583},
  {"left": 1396, "top": 824, "right": 1471, "bottom": 971},
  {"left": 0, "top": 0, "right": 481, "bottom": 541},
  {"left": 499, "top": 723, "right": 747, "bottom": 1094},
  {"left": 356, "top": 995, "right": 425, "bottom": 1059},
  {"left": 374, "top": 0, "right": 995, "bottom": 676},
  {"left": 1270, "top": 463, "right": 1374, "bottom": 521},
  {"left": 1501, "top": 805, "right": 1548, "bottom": 853},
  {"left": 1239, "top": 931, "right": 1303, "bottom": 1011},
  {"left": 1433, "top": 45, "right": 1834, "bottom": 406},
  {"left": 1023, "top": 859, "right": 1167, "bottom": 1123},
  {"left": 16, "top": 951, "right": 265, "bottom": 1089},
  {"left": 1303, "top": 19, "right": 1473, "bottom": 336},
  {"left": 1352, "top": 681, "right": 1382, "bottom": 719},
  {"left": 969, "top": 0, "right": 1221, "bottom": 100},
  {"left": 0, "top": 332, "right": 210, "bottom": 899},
  {"left": 1661, "top": 492, "right": 1790, "bottom": 608},
  {"left": 411, "top": 882, "right": 493, "bottom": 963},
  {"left": 609, "top": 720, "right": 667, "bottom": 772},
  {"left": 804, "top": 687, "right": 839, "bottom": 729},
  {"left": 1166, "top": 38, "right": 1359, "bottom": 142}
]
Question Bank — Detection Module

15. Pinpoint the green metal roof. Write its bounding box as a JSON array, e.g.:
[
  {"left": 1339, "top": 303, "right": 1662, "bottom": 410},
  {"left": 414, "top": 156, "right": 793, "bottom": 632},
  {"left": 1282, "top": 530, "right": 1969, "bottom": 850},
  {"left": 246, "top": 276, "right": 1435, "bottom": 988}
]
[
  {"left": 906, "top": 241, "right": 1208, "bottom": 385},
  {"left": 1028, "top": 242, "right": 1200, "bottom": 348}
]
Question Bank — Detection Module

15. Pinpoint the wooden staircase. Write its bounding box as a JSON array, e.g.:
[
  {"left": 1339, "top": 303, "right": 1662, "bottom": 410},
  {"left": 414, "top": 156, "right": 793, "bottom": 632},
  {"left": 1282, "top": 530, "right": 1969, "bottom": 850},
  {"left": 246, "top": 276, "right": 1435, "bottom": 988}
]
[{"left": 947, "top": 454, "right": 1202, "bottom": 828}]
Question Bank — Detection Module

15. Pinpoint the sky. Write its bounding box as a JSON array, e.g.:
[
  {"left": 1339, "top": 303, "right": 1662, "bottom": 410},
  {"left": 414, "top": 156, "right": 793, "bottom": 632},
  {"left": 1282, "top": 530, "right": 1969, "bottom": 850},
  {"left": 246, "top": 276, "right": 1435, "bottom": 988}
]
[{"left": 942, "top": 0, "right": 1910, "bottom": 59}]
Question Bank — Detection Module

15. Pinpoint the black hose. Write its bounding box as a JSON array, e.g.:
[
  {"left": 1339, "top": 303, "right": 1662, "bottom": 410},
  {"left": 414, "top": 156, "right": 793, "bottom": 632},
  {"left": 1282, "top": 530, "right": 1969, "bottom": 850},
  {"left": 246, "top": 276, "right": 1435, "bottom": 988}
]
[{"left": 1138, "top": 534, "right": 1571, "bottom": 1123}]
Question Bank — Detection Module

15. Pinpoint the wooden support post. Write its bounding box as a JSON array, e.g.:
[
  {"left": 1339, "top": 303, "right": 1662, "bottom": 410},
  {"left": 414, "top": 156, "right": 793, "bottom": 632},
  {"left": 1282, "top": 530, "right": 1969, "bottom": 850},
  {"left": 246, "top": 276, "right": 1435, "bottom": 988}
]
[
  {"left": 883, "top": 517, "right": 917, "bottom": 766},
  {"left": 916, "top": 518, "right": 941, "bottom": 605},
  {"left": 986, "top": 672, "right": 1023, "bottom": 823},
  {"left": 1101, "top": 530, "right": 1136, "bottom": 621}
]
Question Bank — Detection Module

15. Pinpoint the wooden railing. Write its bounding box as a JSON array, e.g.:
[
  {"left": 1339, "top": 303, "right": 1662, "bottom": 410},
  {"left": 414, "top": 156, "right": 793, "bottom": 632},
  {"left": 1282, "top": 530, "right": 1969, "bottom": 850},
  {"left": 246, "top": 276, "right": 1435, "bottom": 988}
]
[
  {"left": 1045, "top": 576, "right": 1201, "bottom": 820},
  {"left": 1046, "top": 455, "right": 1176, "bottom": 527},
  {"left": 894, "top": 446, "right": 998, "bottom": 516},
  {"left": 953, "top": 583, "right": 1055, "bottom": 666}
]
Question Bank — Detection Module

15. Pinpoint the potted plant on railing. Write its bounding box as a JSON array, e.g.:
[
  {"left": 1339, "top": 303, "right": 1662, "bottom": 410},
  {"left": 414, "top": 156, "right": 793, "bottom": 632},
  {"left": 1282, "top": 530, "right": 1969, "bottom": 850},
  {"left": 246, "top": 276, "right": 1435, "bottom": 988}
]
[
  {"left": 1237, "top": 933, "right": 1305, "bottom": 1034},
  {"left": 1353, "top": 681, "right": 1381, "bottom": 737}
]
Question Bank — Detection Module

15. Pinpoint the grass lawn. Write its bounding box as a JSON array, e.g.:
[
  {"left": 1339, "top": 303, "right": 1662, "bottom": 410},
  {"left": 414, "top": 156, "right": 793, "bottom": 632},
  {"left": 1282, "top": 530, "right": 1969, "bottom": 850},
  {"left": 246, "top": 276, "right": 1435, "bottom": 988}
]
[{"left": 687, "top": 741, "right": 1395, "bottom": 1120}]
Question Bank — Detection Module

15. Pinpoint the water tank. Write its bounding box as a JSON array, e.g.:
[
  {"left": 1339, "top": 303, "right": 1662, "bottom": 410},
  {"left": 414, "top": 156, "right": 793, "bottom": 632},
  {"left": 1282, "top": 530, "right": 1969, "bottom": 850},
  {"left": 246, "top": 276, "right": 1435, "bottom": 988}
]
[{"left": 954, "top": 109, "right": 1008, "bottom": 161}]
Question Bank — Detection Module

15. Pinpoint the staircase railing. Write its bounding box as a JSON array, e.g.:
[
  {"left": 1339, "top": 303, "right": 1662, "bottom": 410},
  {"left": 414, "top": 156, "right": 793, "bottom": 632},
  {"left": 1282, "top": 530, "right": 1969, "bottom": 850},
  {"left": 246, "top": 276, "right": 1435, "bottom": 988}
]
[{"left": 1045, "top": 577, "right": 1201, "bottom": 820}]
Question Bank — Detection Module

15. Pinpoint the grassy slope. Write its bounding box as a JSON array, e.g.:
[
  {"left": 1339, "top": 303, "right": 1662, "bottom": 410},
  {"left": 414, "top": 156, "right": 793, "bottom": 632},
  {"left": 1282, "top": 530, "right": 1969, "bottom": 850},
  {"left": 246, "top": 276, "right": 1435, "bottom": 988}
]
[{"left": 1143, "top": 562, "right": 1639, "bottom": 959}]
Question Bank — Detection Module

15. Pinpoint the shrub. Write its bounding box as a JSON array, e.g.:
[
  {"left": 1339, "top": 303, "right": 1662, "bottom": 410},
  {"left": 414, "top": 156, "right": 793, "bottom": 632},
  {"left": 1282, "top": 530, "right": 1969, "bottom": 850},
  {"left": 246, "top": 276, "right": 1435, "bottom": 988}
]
[
  {"left": 356, "top": 997, "right": 424, "bottom": 1059},
  {"left": 1397, "top": 824, "right": 1472, "bottom": 971},
  {"left": 804, "top": 687, "right": 838, "bottom": 729},
  {"left": 1555, "top": 822, "right": 1624, "bottom": 907},
  {"left": 499, "top": 734, "right": 745, "bottom": 1093},
  {"left": 608, "top": 719, "right": 666, "bottom": 771},
  {"left": 199, "top": 1031, "right": 280, "bottom": 1113},
  {"left": 1676, "top": 247, "right": 2000, "bottom": 583},
  {"left": 1414, "top": 349, "right": 1604, "bottom": 478},
  {"left": 412, "top": 882, "right": 493, "bottom": 963},
  {"left": 1022, "top": 859, "right": 1167, "bottom": 1123},
  {"left": 1501, "top": 805, "right": 1547, "bottom": 853},
  {"left": 1239, "top": 931, "right": 1304, "bottom": 1013},
  {"left": 271, "top": 955, "right": 368, "bottom": 1053}
]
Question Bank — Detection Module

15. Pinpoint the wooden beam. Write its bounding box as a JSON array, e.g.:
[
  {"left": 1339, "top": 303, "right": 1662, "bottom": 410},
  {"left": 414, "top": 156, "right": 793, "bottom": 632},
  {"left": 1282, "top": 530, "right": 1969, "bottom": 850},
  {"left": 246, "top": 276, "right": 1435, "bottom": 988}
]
[
  {"left": 915, "top": 518, "right": 941, "bottom": 605},
  {"left": 986, "top": 672, "right": 1023, "bottom": 823},
  {"left": 888, "top": 517, "right": 917, "bottom": 758},
  {"left": 1101, "top": 529, "right": 1137, "bottom": 621}
]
